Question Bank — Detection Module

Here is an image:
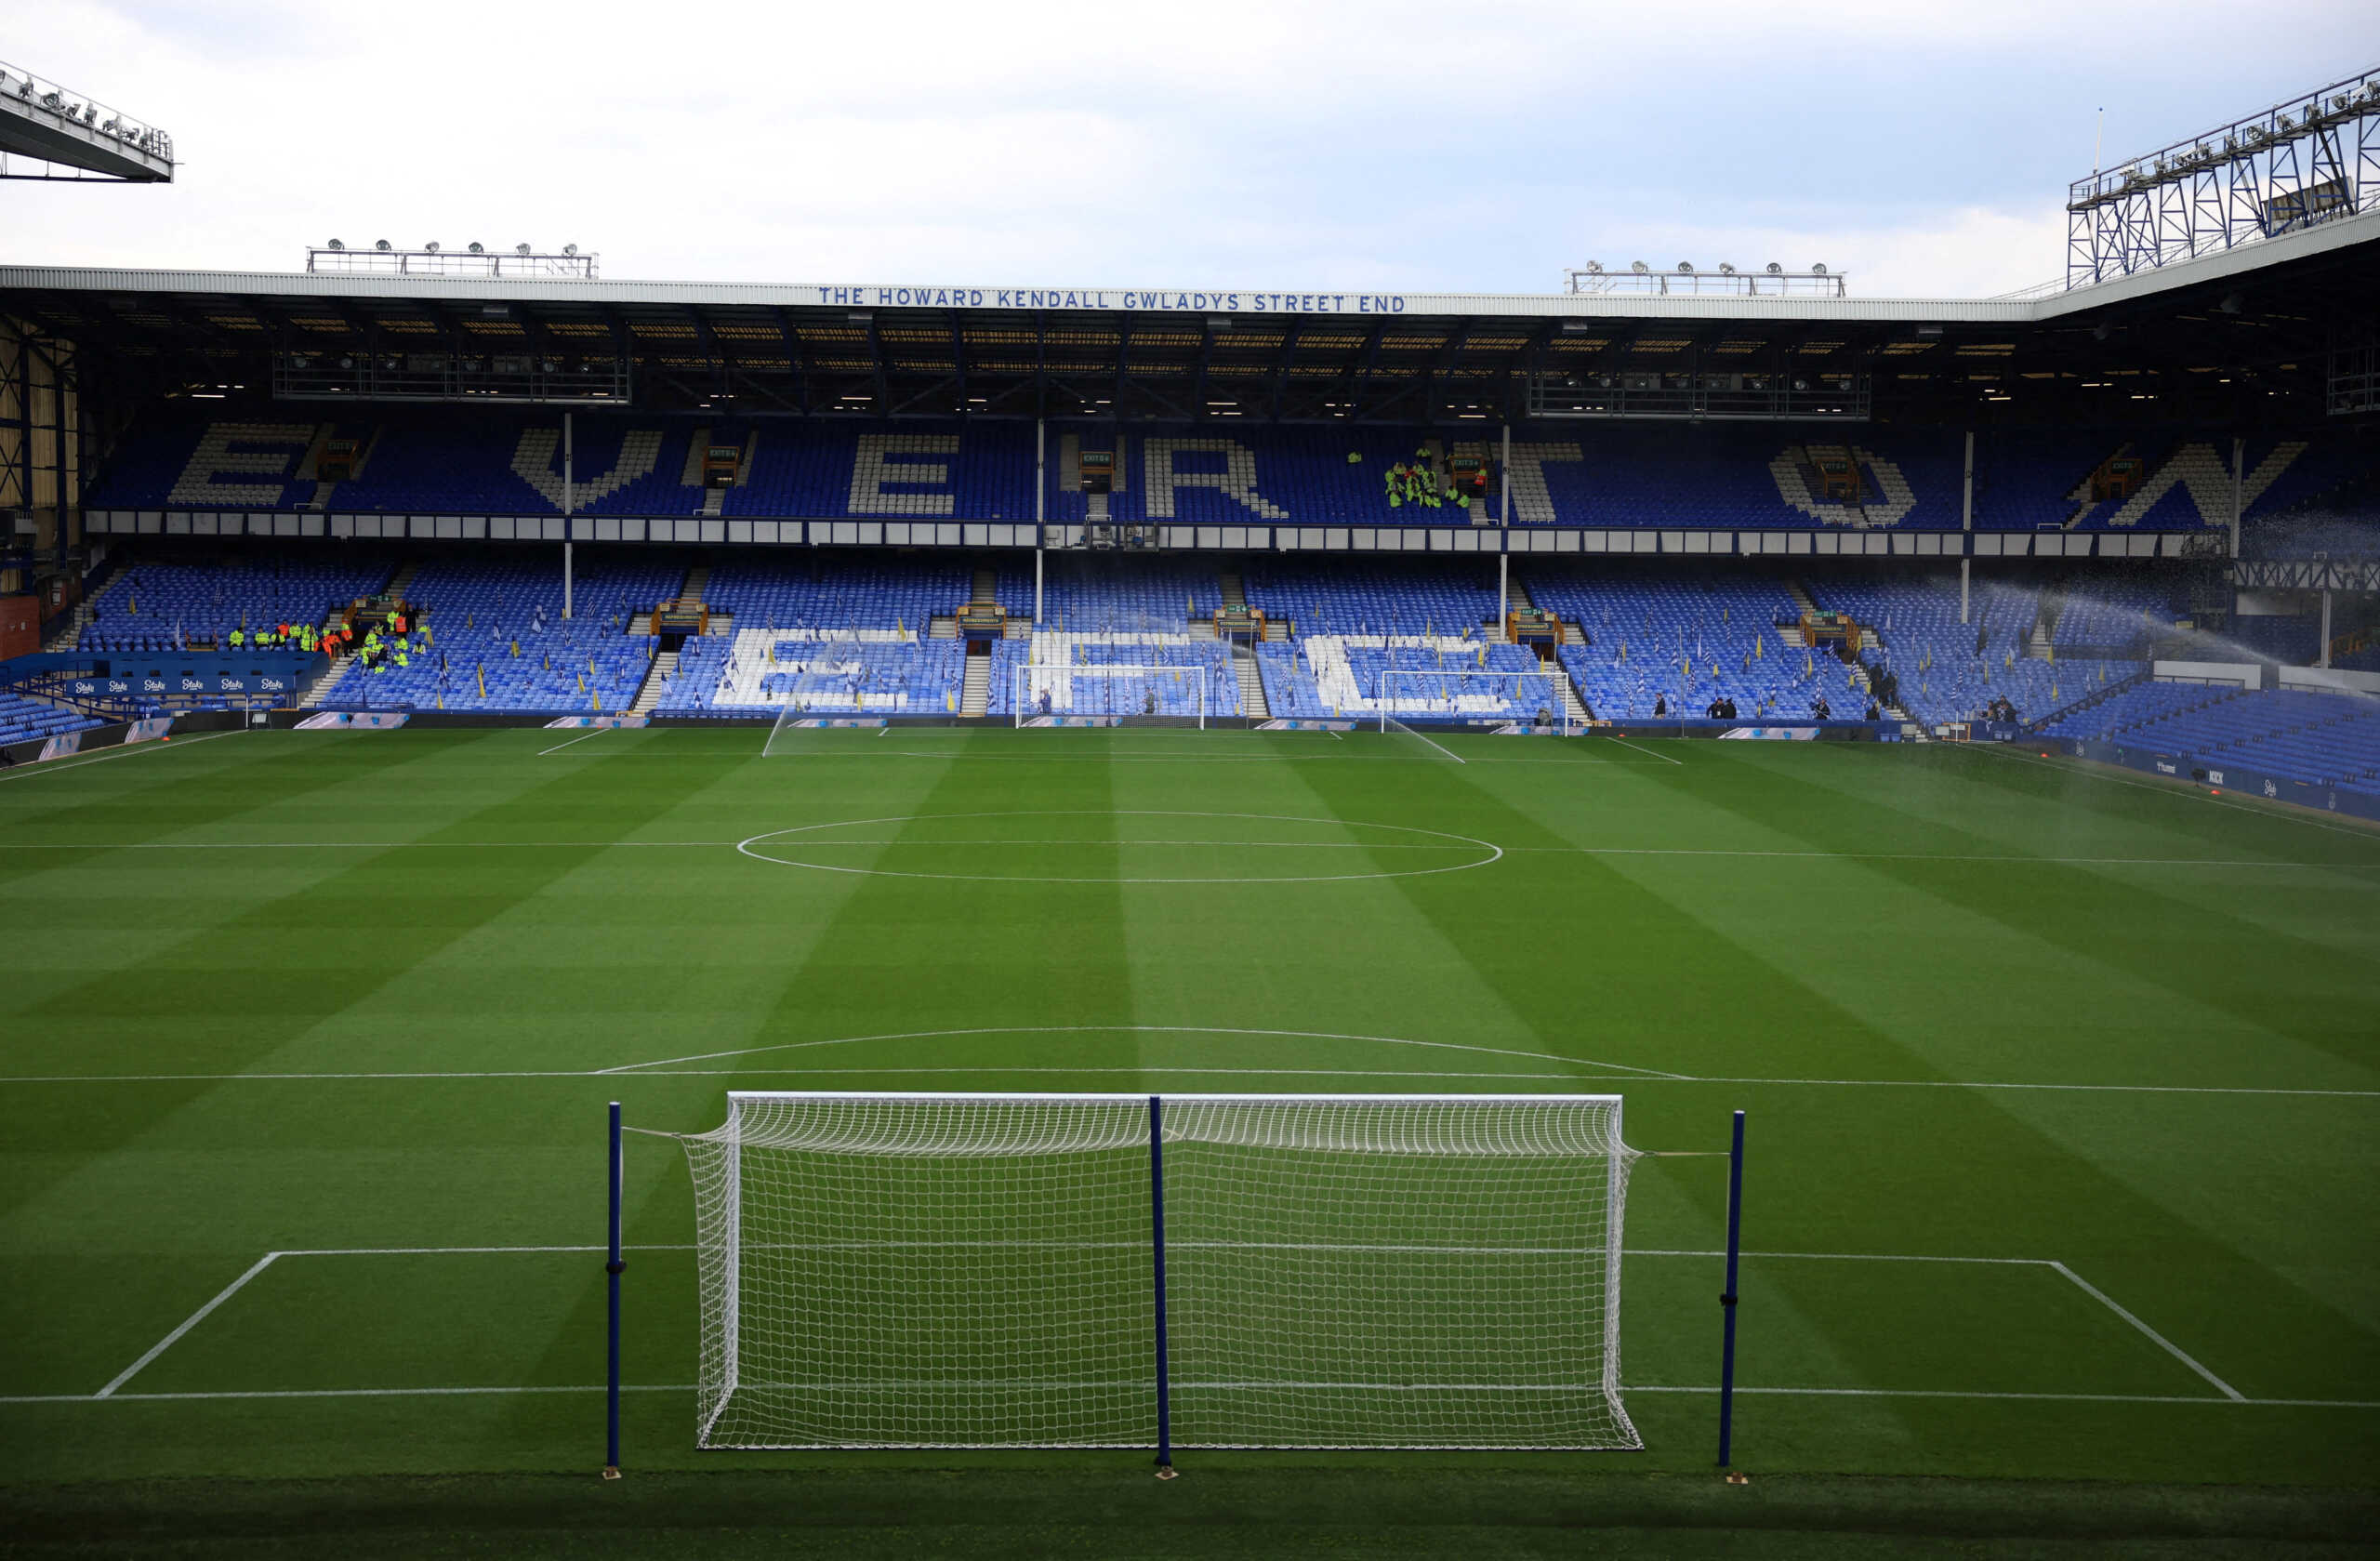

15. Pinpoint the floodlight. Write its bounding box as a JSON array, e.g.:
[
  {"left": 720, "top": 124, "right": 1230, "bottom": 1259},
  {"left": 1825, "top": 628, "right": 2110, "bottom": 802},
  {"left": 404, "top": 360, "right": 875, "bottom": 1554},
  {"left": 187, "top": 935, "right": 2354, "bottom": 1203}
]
[
  {"left": 516, "top": 244, "right": 532, "bottom": 256},
  {"left": 327, "top": 239, "right": 345, "bottom": 251},
  {"left": 1718, "top": 262, "right": 1736, "bottom": 274},
  {"left": 1630, "top": 260, "right": 1647, "bottom": 273},
  {"left": 468, "top": 241, "right": 484, "bottom": 254},
  {"left": 1677, "top": 261, "right": 1694, "bottom": 272},
  {"left": 375, "top": 239, "right": 392, "bottom": 252},
  {"left": 1811, "top": 262, "right": 1829, "bottom": 275},
  {"left": 1765, "top": 262, "right": 1782, "bottom": 274},
  {"left": 1584, "top": 260, "right": 1603, "bottom": 273},
  {"left": 562, "top": 244, "right": 578, "bottom": 256},
  {"left": 338, "top": 356, "right": 353, "bottom": 369},
  {"left": 424, "top": 242, "right": 441, "bottom": 253}
]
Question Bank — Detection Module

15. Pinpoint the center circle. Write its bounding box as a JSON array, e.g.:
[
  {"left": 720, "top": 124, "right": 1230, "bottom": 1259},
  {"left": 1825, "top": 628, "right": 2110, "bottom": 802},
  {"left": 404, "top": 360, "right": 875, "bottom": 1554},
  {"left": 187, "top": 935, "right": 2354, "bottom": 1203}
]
[{"left": 734, "top": 811, "right": 1502, "bottom": 884}]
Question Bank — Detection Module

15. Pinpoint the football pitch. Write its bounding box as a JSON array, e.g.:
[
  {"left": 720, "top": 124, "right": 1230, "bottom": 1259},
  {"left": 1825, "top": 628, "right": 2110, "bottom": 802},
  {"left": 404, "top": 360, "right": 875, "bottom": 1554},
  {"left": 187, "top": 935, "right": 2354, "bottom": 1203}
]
[{"left": 2, "top": 724, "right": 2375, "bottom": 1549}]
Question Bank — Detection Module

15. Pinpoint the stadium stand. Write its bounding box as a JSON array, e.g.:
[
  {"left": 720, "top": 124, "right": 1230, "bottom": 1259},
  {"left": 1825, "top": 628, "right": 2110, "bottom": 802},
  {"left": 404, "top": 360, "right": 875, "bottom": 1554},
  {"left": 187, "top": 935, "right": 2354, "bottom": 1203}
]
[
  {"left": 1241, "top": 558, "right": 1499, "bottom": 636},
  {"left": 73, "top": 554, "right": 395, "bottom": 651},
  {"left": 0, "top": 690, "right": 103, "bottom": 747},
  {"left": 2040, "top": 683, "right": 2380, "bottom": 794},
  {"left": 86, "top": 414, "right": 2357, "bottom": 535},
  {"left": 325, "top": 555, "right": 674, "bottom": 713}
]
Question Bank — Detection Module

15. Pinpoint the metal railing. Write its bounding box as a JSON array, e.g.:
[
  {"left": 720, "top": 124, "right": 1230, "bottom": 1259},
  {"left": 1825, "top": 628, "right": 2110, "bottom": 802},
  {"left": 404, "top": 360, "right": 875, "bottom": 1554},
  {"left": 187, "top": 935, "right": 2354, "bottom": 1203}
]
[
  {"left": 306, "top": 245, "right": 598, "bottom": 279},
  {"left": 1566, "top": 265, "right": 1846, "bottom": 298},
  {"left": 0, "top": 57, "right": 173, "bottom": 162}
]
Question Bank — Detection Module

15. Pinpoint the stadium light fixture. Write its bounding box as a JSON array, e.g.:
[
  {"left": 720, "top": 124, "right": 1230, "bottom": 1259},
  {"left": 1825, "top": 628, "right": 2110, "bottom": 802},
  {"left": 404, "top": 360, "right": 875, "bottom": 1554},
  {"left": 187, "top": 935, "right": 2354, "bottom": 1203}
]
[
  {"left": 562, "top": 244, "right": 578, "bottom": 257},
  {"left": 468, "top": 241, "right": 484, "bottom": 255},
  {"left": 375, "top": 239, "right": 392, "bottom": 252},
  {"left": 1677, "top": 262, "right": 1694, "bottom": 273},
  {"left": 423, "top": 242, "right": 440, "bottom": 253},
  {"left": 1630, "top": 261, "right": 1648, "bottom": 273},
  {"left": 1584, "top": 260, "right": 1603, "bottom": 274},
  {"left": 1718, "top": 262, "right": 1736, "bottom": 274},
  {"left": 326, "top": 238, "right": 344, "bottom": 251},
  {"left": 516, "top": 244, "right": 532, "bottom": 256},
  {"left": 1765, "top": 262, "right": 1782, "bottom": 274},
  {"left": 1811, "top": 262, "right": 1828, "bottom": 275}
]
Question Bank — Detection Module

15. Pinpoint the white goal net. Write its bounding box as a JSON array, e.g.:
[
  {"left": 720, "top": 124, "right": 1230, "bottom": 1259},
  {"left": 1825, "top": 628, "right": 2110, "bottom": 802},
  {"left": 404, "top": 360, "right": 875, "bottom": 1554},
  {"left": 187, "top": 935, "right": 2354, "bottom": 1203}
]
[
  {"left": 676, "top": 1091, "right": 1641, "bottom": 1451},
  {"left": 1377, "top": 667, "right": 1576, "bottom": 737},
  {"left": 1013, "top": 662, "right": 1215, "bottom": 728}
]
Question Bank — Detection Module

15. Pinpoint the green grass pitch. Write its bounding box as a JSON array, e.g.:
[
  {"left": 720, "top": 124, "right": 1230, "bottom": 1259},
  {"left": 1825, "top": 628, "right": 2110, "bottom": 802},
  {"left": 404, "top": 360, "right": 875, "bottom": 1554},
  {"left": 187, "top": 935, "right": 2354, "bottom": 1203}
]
[{"left": 2, "top": 724, "right": 2374, "bottom": 1552}]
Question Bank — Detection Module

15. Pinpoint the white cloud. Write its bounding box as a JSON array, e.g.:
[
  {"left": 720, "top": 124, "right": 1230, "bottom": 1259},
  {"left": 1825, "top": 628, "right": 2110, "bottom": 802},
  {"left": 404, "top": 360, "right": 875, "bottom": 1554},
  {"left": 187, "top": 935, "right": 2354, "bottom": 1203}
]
[{"left": 2, "top": 0, "right": 2369, "bottom": 297}]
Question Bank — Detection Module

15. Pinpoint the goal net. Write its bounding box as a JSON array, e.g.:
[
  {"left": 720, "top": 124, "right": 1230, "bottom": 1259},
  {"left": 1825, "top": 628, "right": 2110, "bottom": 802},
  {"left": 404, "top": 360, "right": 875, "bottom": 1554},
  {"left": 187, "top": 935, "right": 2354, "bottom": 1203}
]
[
  {"left": 1376, "top": 667, "right": 1577, "bottom": 739},
  {"left": 1013, "top": 661, "right": 1215, "bottom": 728},
  {"left": 676, "top": 1091, "right": 1641, "bottom": 1451}
]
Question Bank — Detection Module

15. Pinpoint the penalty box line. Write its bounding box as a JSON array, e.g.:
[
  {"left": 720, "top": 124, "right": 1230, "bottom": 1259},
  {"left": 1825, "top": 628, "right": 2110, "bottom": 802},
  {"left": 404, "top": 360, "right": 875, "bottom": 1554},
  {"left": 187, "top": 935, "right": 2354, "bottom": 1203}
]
[{"left": 69, "top": 1244, "right": 2245, "bottom": 1406}]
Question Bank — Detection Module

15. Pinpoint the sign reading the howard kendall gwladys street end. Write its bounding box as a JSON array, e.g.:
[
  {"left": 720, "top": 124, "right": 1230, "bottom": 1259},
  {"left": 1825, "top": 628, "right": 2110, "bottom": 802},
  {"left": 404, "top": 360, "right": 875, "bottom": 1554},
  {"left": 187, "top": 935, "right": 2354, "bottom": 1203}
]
[{"left": 813, "top": 285, "right": 1411, "bottom": 314}]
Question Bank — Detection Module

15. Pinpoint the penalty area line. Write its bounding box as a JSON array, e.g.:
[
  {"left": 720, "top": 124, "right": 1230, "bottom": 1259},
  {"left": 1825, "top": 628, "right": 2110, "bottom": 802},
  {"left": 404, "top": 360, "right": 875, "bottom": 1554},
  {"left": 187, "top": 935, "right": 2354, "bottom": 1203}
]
[
  {"left": 93, "top": 1252, "right": 280, "bottom": 1398},
  {"left": 0, "top": 728, "right": 244, "bottom": 786},
  {"left": 535, "top": 729, "right": 611, "bottom": 756}
]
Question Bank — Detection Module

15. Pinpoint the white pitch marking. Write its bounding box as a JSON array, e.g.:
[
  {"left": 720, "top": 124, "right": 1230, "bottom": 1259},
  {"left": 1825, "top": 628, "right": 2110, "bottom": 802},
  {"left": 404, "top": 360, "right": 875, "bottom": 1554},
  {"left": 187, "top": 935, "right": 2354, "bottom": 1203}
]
[
  {"left": 1398, "top": 726, "right": 1466, "bottom": 764},
  {"left": 535, "top": 729, "right": 609, "bottom": 756},
  {"left": 734, "top": 811, "right": 1506, "bottom": 886},
  {"left": 0, "top": 728, "right": 242, "bottom": 786},
  {"left": 0, "top": 1064, "right": 2366, "bottom": 1098},
  {"left": 595, "top": 1023, "right": 1689, "bottom": 1081},
  {"left": 7, "top": 835, "right": 2350, "bottom": 874},
  {"left": 1969, "top": 745, "right": 2380, "bottom": 843},
  {"left": 14, "top": 1243, "right": 2357, "bottom": 1411},
  {"left": 1605, "top": 735, "right": 1683, "bottom": 765},
  {"left": 10, "top": 1384, "right": 2373, "bottom": 1409},
  {"left": 94, "top": 1252, "right": 281, "bottom": 1398},
  {"left": 2049, "top": 1261, "right": 2246, "bottom": 1401}
]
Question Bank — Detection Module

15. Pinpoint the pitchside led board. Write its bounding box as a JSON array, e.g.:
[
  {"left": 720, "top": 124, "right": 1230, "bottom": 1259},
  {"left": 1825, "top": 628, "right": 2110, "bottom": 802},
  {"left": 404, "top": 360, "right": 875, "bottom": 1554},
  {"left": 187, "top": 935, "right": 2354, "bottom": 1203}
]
[{"left": 64, "top": 653, "right": 315, "bottom": 700}]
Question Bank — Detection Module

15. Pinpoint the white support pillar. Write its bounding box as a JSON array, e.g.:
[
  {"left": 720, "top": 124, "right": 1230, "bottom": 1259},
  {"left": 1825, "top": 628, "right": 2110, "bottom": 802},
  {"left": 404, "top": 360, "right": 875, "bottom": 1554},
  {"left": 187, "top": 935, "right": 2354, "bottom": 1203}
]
[
  {"left": 1499, "top": 424, "right": 1512, "bottom": 529},
  {"left": 1960, "top": 429, "right": 1974, "bottom": 626},
  {"left": 1961, "top": 430, "right": 1974, "bottom": 534},
  {"left": 1961, "top": 430, "right": 1979, "bottom": 623},
  {"left": 1499, "top": 549, "right": 1509, "bottom": 630},
  {"left": 1034, "top": 418, "right": 1046, "bottom": 624},
  {"left": 2320, "top": 588, "right": 2333, "bottom": 668},
  {"left": 562, "top": 413, "right": 575, "bottom": 620},
  {"left": 2229, "top": 434, "right": 2243, "bottom": 560}
]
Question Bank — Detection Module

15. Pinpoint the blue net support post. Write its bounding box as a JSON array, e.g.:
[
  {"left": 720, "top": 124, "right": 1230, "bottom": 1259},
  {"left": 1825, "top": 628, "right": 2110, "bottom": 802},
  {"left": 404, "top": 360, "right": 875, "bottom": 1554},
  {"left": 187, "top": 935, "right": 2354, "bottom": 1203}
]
[
  {"left": 1148, "top": 1094, "right": 1177, "bottom": 1478},
  {"left": 1716, "top": 1108, "right": 1748, "bottom": 1481},
  {"left": 602, "top": 1099, "right": 625, "bottom": 1479}
]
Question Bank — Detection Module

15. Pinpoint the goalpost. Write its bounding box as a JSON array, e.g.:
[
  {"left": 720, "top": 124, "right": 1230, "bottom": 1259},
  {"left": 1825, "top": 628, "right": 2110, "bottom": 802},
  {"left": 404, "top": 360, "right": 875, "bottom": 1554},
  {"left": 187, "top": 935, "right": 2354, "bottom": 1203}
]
[
  {"left": 1375, "top": 667, "right": 1577, "bottom": 738},
  {"left": 672, "top": 1091, "right": 1641, "bottom": 1454},
  {"left": 1014, "top": 662, "right": 1214, "bottom": 729}
]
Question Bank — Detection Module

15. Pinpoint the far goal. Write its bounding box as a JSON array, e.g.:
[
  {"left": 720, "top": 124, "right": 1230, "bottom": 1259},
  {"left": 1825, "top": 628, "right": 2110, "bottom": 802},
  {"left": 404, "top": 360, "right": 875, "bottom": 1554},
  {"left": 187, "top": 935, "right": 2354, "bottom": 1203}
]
[
  {"left": 674, "top": 1091, "right": 1641, "bottom": 1452},
  {"left": 1376, "top": 667, "right": 1577, "bottom": 736},
  {"left": 1013, "top": 662, "right": 1218, "bottom": 728}
]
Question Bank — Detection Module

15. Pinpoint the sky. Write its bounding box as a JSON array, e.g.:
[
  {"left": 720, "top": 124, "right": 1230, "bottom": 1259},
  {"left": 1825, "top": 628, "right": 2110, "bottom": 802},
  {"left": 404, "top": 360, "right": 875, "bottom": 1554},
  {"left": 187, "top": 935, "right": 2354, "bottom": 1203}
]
[{"left": 3, "top": 1, "right": 2374, "bottom": 300}]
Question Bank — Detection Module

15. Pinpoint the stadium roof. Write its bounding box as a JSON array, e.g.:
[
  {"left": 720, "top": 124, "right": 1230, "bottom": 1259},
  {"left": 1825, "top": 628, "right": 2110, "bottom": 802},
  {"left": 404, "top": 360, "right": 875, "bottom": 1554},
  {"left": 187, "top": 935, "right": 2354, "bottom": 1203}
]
[{"left": 4, "top": 207, "right": 2372, "bottom": 428}]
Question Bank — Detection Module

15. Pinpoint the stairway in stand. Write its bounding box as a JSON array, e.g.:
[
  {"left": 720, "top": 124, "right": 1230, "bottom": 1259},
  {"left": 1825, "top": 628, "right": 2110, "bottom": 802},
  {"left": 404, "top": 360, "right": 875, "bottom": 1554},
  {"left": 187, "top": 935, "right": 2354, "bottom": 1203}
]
[
  {"left": 1231, "top": 642, "right": 1268, "bottom": 720},
  {"left": 1555, "top": 665, "right": 1591, "bottom": 727},
  {"left": 960, "top": 656, "right": 993, "bottom": 717},
  {"left": 629, "top": 649, "right": 680, "bottom": 715},
  {"left": 298, "top": 654, "right": 352, "bottom": 708},
  {"left": 1219, "top": 571, "right": 1247, "bottom": 609}
]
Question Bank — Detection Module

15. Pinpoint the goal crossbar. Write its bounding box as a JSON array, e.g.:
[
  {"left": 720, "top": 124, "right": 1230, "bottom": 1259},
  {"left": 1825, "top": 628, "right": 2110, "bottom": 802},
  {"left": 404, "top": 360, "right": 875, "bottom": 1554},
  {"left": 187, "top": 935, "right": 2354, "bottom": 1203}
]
[
  {"left": 1014, "top": 661, "right": 1215, "bottom": 728},
  {"left": 675, "top": 1091, "right": 1640, "bottom": 1453},
  {"left": 1374, "top": 667, "right": 1577, "bottom": 736}
]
